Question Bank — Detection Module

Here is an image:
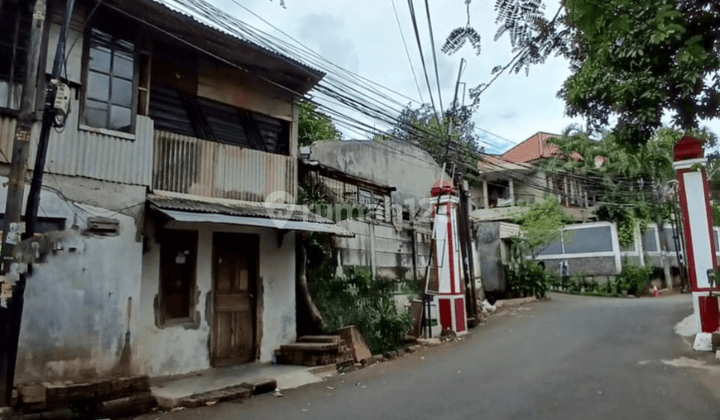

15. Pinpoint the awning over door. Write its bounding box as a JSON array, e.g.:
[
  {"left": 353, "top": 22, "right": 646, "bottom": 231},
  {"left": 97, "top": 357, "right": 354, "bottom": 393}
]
[{"left": 148, "top": 194, "right": 354, "bottom": 237}]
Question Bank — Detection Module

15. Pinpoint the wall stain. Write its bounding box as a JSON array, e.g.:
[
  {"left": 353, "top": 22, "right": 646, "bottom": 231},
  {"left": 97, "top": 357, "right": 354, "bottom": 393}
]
[{"left": 205, "top": 291, "right": 213, "bottom": 327}]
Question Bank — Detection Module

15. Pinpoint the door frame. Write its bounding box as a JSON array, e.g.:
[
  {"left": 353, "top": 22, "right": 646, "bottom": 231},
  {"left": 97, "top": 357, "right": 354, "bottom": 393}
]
[{"left": 210, "top": 232, "right": 260, "bottom": 367}]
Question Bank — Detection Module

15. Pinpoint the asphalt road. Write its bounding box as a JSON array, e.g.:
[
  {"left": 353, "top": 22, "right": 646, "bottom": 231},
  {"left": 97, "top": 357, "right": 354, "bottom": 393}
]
[{"left": 137, "top": 293, "right": 720, "bottom": 420}]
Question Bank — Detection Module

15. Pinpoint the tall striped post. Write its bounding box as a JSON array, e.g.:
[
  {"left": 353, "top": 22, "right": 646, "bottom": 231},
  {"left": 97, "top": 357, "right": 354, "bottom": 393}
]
[{"left": 673, "top": 136, "right": 718, "bottom": 351}]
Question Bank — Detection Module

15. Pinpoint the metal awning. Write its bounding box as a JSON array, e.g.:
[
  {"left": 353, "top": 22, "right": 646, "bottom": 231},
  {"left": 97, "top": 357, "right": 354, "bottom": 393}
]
[{"left": 148, "top": 194, "right": 354, "bottom": 237}]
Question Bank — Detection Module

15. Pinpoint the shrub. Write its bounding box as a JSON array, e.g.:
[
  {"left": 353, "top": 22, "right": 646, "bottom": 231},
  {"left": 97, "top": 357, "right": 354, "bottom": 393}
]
[
  {"left": 504, "top": 259, "right": 556, "bottom": 299},
  {"left": 616, "top": 260, "right": 653, "bottom": 295},
  {"left": 310, "top": 266, "right": 413, "bottom": 354}
]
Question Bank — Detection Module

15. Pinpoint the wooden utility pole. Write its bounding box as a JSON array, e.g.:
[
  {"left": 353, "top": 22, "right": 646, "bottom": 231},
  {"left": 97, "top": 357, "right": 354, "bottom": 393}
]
[
  {"left": 1, "top": 0, "right": 76, "bottom": 406},
  {"left": 0, "top": 0, "right": 46, "bottom": 276},
  {"left": 0, "top": 0, "right": 46, "bottom": 408}
]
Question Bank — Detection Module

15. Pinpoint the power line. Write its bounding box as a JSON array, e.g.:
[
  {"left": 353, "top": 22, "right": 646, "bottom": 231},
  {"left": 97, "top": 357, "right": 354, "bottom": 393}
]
[
  {"left": 406, "top": 0, "right": 439, "bottom": 119},
  {"left": 102, "top": 0, "right": 656, "bottom": 207},
  {"left": 422, "top": 0, "right": 444, "bottom": 116},
  {"left": 390, "top": 0, "right": 425, "bottom": 103}
]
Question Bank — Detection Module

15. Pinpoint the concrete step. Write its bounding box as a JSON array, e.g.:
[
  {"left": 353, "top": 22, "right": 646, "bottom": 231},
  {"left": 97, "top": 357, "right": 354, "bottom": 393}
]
[
  {"left": 297, "top": 335, "right": 342, "bottom": 344},
  {"left": 279, "top": 342, "right": 342, "bottom": 352}
]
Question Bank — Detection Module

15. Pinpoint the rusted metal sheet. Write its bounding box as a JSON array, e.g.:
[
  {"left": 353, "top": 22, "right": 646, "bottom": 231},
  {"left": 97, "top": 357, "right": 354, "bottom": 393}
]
[
  {"left": 0, "top": 115, "right": 16, "bottom": 164},
  {"left": 29, "top": 115, "right": 154, "bottom": 186},
  {"left": 153, "top": 130, "right": 296, "bottom": 202}
]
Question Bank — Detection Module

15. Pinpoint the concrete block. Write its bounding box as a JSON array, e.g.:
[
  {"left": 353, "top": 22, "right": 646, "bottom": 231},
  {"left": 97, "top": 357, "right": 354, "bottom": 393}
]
[
  {"left": 173, "top": 386, "right": 251, "bottom": 409},
  {"left": 18, "top": 383, "right": 46, "bottom": 405},
  {"left": 242, "top": 378, "right": 277, "bottom": 395},
  {"left": 694, "top": 332, "right": 714, "bottom": 351},
  {"left": 99, "top": 392, "right": 157, "bottom": 418},
  {"left": 43, "top": 382, "right": 95, "bottom": 405}
]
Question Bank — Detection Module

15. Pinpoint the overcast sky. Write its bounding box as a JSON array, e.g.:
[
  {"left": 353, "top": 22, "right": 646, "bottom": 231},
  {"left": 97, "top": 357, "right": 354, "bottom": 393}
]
[{"left": 208, "top": 0, "right": 720, "bottom": 154}]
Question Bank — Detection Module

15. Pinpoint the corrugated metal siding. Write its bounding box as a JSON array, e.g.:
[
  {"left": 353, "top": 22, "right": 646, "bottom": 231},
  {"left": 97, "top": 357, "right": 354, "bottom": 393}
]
[
  {"left": 0, "top": 112, "right": 154, "bottom": 185},
  {"left": 0, "top": 115, "right": 16, "bottom": 163},
  {"left": 27, "top": 114, "right": 154, "bottom": 186},
  {"left": 154, "top": 130, "right": 296, "bottom": 202}
]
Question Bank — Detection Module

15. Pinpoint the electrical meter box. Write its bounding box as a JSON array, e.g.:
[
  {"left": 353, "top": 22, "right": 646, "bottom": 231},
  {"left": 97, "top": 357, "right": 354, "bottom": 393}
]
[{"left": 52, "top": 81, "right": 71, "bottom": 116}]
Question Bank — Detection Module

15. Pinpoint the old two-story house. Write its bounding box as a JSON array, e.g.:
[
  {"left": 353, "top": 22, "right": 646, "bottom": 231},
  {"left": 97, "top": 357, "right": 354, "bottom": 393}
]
[
  {"left": 469, "top": 132, "right": 595, "bottom": 297},
  {"left": 471, "top": 132, "right": 596, "bottom": 223},
  {"left": 0, "top": 0, "right": 350, "bottom": 388}
]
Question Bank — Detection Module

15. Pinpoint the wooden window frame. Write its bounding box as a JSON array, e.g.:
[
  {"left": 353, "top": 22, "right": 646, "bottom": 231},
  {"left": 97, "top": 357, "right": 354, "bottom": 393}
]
[
  {"left": 80, "top": 23, "right": 140, "bottom": 136},
  {"left": 158, "top": 229, "right": 198, "bottom": 327}
]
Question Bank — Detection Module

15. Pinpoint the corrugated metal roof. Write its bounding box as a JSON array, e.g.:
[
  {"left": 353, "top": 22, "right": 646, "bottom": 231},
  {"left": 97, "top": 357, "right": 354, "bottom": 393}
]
[
  {"left": 148, "top": 194, "right": 354, "bottom": 237},
  {"left": 146, "top": 0, "right": 324, "bottom": 80}
]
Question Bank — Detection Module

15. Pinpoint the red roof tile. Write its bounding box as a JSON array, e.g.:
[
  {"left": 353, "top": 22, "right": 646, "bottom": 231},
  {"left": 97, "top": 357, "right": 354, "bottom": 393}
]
[{"left": 501, "top": 132, "right": 561, "bottom": 164}]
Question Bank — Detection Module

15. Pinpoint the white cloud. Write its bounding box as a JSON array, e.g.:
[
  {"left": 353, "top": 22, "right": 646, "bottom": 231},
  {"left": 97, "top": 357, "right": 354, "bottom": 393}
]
[{"left": 208, "top": 0, "right": 720, "bottom": 150}]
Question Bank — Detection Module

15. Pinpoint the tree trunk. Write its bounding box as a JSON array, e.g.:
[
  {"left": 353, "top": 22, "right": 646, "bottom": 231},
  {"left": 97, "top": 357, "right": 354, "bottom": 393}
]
[{"left": 298, "top": 237, "right": 324, "bottom": 326}]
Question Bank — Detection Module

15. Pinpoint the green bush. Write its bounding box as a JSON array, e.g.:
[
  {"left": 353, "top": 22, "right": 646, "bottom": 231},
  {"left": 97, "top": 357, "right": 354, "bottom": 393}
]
[
  {"left": 616, "top": 260, "right": 653, "bottom": 295},
  {"left": 504, "top": 259, "right": 556, "bottom": 299},
  {"left": 310, "top": 266, "right": 413, "bottom": 354}
]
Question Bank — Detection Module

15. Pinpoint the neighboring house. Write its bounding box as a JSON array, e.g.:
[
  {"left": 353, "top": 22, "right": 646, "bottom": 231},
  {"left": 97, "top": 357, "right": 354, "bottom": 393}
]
[
  {"left": 300, "top": 139, "right": 482, "bottom": 329},
  {"left": 471, "top": 132, "right": 595, "bottom": 223},
  {"left": 469, "top": 132, "right": 690, "bottom": 293},
  {"left": 301, "top": 140, "right": 447, "bottom": 281},
  {"left": 0, "top": 0, "right": 349, "bottom": 387}
]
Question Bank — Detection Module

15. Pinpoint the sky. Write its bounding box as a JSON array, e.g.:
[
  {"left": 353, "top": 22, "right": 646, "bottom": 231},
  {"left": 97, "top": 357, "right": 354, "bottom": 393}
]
[{"left": 206, "top": 0, "right": 720, "bottom": 154}]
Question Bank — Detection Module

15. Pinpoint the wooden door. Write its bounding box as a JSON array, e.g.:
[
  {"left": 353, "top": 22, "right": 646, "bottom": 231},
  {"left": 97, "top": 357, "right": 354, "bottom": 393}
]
[{"left": 211, "top": 233, "right": 258, "bottom": 366}]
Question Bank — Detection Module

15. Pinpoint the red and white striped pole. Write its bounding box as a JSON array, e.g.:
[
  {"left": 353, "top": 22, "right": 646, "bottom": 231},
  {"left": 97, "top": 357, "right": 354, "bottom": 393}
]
[
  {"left": 672, "top": 136, "right": 718, "bottom": 351},
  {"left": 430, "top": 179, "right": 467, "bottom": 335}
]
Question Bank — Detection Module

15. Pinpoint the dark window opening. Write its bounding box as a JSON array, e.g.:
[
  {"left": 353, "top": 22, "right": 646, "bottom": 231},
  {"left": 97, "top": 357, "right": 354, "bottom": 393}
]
[
  {"left": 0, "top": 0, "right": 32, "bottom": 111},
  {"left": 83, "top": 27, "right": 136, "bottom": 133},
  {"left": 487, "top": 180, "right": 510, "bottom": 208},
  {"left": 160, "top": 230, "right": 197, "bottom": 322},
  {"left": 149, "top": 83, "right": 290, "bottom": 155}
]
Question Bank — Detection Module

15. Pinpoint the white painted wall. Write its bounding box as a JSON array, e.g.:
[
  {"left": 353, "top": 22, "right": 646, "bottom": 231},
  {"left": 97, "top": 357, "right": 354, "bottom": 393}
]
[
  {"left": 138, "top": 222, "right": 296, "bottom": 378},
  {"left": 0, "top": 175, "right": 146, "bottom": 384}
]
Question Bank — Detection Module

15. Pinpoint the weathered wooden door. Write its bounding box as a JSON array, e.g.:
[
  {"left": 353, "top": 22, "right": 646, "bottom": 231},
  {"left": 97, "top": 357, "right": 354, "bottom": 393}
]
[{"left": 211, "top": 233, "right": 258, "bottom": 366}]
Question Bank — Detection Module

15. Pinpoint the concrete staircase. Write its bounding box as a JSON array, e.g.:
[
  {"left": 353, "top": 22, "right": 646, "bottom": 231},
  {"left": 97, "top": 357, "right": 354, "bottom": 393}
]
[{"left": 275, "top": 335, "right": 353, "bottom": 366}]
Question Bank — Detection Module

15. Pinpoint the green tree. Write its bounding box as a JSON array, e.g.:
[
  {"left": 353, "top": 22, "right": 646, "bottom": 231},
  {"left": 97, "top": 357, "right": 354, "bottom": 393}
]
[
  {"left": 502, "top": 197, "right": 567, "bottom": 299},
  {"left": 542, "top": 126, "right": 716, "bottom": 246},
  {"left": 513, "top": 197, "right": 568, "bottom": 259},
  {"left": 298, "top": 100, "right": 343, "bottom": 147},
  {"left": 560, "top": 0, "right": 720, "bottom": 147},
  {"left": 445, "top": 0, "right": 720, "bottom": 148},
  {"left": 378, "top": 104, "right": 483, "bottom": 184}
]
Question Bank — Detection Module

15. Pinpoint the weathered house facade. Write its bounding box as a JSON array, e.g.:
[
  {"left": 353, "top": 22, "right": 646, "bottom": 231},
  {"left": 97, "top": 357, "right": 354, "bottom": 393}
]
[
  {"left": 0, "top": 0, "right": 348, "bottom": 386},
  {"left": 471, "top": 132, "right": 596, "bottom": 223},
  {"left": 301, "top": 140, "right": 446, "bottom": 281}
]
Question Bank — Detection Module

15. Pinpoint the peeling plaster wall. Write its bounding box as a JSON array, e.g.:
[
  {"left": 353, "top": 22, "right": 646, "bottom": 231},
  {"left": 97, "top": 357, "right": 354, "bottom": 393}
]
[
  {"left": 309, "top": 140, "right": 448, "bottom": 206},
  {"left": 334, "top": 220, "right": 432, "bottom": 280},
  {"left": 0, "top": 175, "right": 146, "bottom": 385},
  {"left": 138, "top": 222, "right": 296, "bottom": 377},
  {"left": 476, "top": 222, "right": 505, "bottom": 293}
]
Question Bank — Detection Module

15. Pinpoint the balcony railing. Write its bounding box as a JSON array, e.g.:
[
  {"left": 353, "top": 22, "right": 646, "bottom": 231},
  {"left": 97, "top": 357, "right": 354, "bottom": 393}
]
[{"left": 152, "top": 130, "right": 296, "bottom": 202}]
